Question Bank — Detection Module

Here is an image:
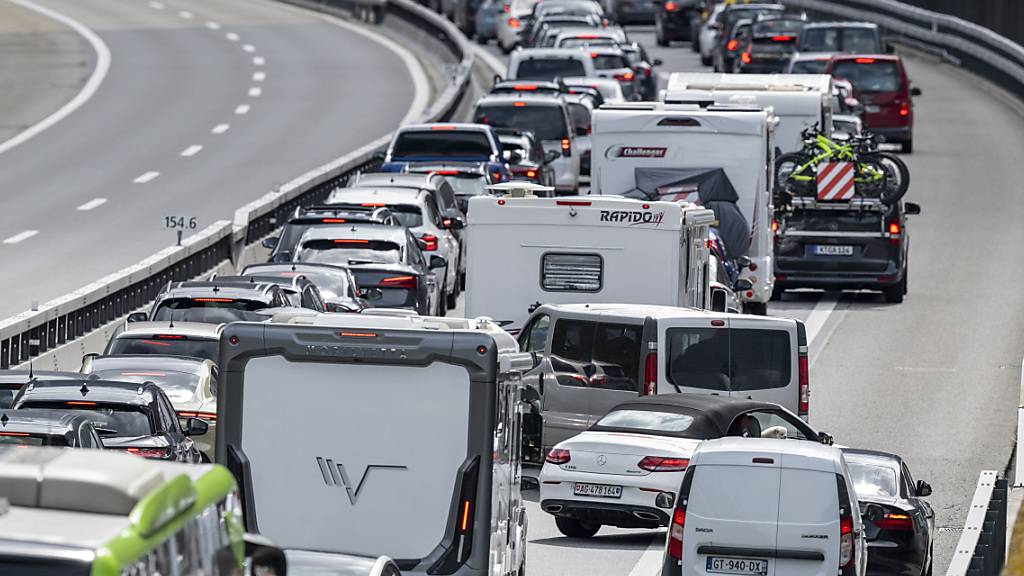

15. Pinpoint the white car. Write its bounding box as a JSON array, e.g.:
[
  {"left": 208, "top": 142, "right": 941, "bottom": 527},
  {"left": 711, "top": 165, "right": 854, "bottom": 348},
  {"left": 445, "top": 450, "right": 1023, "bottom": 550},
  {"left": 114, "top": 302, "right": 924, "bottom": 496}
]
[
  {"left": 562, "top": 76, "right": 625, "bottom": 103},
  {"left": 497, "top": 0, "right": 539, "bottom": 53},
  {"left": 697, "top": 2, "right": 726, "bottom": 67},
  {"left": 538, "top": 395, "right": 825, "bottom": 538}
]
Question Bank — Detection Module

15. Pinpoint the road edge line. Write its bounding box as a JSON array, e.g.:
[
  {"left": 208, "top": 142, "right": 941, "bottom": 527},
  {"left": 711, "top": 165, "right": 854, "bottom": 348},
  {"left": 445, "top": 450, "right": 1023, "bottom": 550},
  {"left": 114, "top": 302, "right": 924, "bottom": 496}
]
[{"left": 626, "top": 530, "right": 667, "bottom": 576}]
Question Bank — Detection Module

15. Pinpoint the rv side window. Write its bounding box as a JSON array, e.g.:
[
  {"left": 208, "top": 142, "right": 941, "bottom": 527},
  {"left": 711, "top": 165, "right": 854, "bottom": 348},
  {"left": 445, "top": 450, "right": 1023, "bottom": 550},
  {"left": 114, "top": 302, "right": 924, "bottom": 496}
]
[
  {"left": 665, "top": 328, "right": 792, "bottom": 391},
  {"left": 520, "top": 314, "right": 551, "bottom": 352},
  {"left": 541, "top": 253, "right": 602, "bottom": 292},
  {"left": 551, "top": 320, "right": 642, "bottom": 391}
]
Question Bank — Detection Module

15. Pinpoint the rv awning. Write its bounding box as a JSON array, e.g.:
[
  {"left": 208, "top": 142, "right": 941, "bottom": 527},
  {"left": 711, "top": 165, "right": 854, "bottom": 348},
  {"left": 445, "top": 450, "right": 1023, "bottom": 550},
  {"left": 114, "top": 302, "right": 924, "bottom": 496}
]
[{"left": 624, "top": 167, "right": 750, "bottom": 258}]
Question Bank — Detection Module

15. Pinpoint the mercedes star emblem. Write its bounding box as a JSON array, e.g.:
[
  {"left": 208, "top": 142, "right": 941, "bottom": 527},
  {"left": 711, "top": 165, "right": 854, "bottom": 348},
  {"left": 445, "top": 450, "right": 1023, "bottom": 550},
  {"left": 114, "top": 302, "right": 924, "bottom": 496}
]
[{"left": 596, "top": 455, "right": 607, "bottom": 466}]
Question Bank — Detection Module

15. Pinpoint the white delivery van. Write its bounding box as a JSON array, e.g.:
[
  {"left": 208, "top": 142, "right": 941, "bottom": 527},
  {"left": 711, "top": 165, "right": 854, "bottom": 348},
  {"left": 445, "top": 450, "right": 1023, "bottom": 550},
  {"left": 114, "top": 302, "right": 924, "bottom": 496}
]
[
  {"left": 217, "top": 314, "right": 532, "bottom": 576},
  {"left": 590, "top": 102, "right": 776, "bottom": 314},
  {"left": 464, "top": 195, "right": 716, "bottom": 332},
  {"left": 662, "top": 438, "right": 869, "bottom": 576},
  {"left": 663, "top": 72, "right": 835, "bottom": 154}
]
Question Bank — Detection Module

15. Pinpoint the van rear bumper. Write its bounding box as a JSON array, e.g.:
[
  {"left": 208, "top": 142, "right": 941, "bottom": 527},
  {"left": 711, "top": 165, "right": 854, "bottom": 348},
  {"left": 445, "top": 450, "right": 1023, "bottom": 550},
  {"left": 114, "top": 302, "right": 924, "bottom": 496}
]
[
  {"left": 774, "top": 270, "right": 903, "bottom": 290},
  {"left": 541, "top": 499, "right": 670, "bottom": 528},
  {"left": 870, "top": 125, "right": 912, "bottom": 143}
]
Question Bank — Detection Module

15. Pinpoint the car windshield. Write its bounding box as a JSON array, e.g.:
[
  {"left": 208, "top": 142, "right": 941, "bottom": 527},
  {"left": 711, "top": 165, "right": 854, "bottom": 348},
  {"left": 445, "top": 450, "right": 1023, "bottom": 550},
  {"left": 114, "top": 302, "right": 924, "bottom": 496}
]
[
  {"left": 801, "top": 27, "right": 879, "bottom": 53},
  {"left": 791, "top": 58, "right": 830, "bottom": 74},
  {"left": 90, "top": 369, "right": 200, "bottom": 405},
  {"left": 23, "top": 403, "right": 153, "bottom": 437},
  {"left": 515, "top": 58, "right": 587, "bottom": 81},
  {"left": 444, "top": 175, "right": 488, "bottom": 197},
  {"left": 848, "top": 461, "right": 899, "bottom": 499},
  {"left": 297, "top": 239, "right": 402, "bottom": 266},
  {"left": 594, "top": 409, "right": 697, "bottom": 434},
  {"left": 108, "top": 337, "right": 219, "bottom": 361},
  {"left": 831, "top": 60, "right": 902, "bottom": 93},
  {"left": 391, "top": 130, "right": 493, "bottom": 158},
  {"left": 591, "top": 54, "right": 629, "bottom": 70},
  {"left": 666, "top": 328, "right": 792, "bottom": 391},
  {"left": 152, "top": 298, "right": 267, "bottom": 323},
  {"left": 475, "top": 104, "right": 568, "bottom": 141}
]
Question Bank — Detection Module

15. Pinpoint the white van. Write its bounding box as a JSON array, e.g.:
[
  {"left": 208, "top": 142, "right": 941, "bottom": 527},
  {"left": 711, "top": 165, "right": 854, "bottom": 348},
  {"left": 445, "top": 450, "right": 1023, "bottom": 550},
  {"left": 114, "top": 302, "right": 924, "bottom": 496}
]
[
  {"left": 662, "top": 438, "right": 869, "bottom": 576},
  {"left": 217, "top": 314, "right": 532, "bottom": 576},
  {"left": 516, "top": 303, "right": 809, "bottom": 462},
  {"left": 589, "top": 102, "right": 776, "bottom": 314},
  {"left": 464, "top": 195, "right": 716, "bottom": 332},
  {"left": 663, "top": 72, "right": 835, "bottom": 154}
]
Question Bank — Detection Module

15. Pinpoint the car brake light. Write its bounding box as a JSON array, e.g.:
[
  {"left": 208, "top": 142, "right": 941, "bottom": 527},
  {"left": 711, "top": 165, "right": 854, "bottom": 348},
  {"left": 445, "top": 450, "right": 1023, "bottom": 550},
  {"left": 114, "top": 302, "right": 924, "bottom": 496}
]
[
  {"left": 503, "top": 2, "right": 510, "bottom": 12},
  {"left": 526, "top": 169, "right": 537, "bottom": 178},
  {"left": 508, "top": 17, "right": 521, "bottom": 28},
  {"left": 460, "top": 500, "right": 472, "bottom": 532},
  {"left": 614, "top": 72, "right": 635, "bottom": 81},
  {"left": 380, "top": 276, "right": 417, "bottom": 290},
  {"left": 420, "top": 234, "right": 438, "bottom": 251},
  {"left": 638, "top": 456, "right": 688, "bottom": 472},
  {"left": 578, "top": 34, "right": 599, "bottom": 39},
  {"left": 887, "top": 218, "right": 901, "bottom": 246},
  {"left": 899, "top": 101, "right": 910, "bottom": 117},
  {"left": 65, "top": 401, "right": 96, "bottom": 406},
  {"left": 668, "top": 507, "right": 685, "bottom": 559},
  {"left": 155, "top": 334, "right": 186, "bottom": 339},
  {"left": 513, "top": 101, "right": 527, "bottom": 107},
  {"left": 321, "top": 218, "right": 346, "bottom": 223},
  {"left": 430, "top": 125, "right": 456, "bottom": 131},
  {"left": 643, "top": 352, "right": 657, "bottom": 395},
  {"left": 798, "top": 353, "right": 809, "bottom": 418},
  {"left": 876, "top": 513, "right": 913, "bottom": 531},
  {"left": 839, "top": 515, "right": 854, "bottom": 567},
  {"left": 741, "top": 51, "right": 751, "bottom": 64},
  {"left": 726, "top": 39, "right": 739, "bottom": 51},
  {"left": 125, "top": 447, "right": 174, "bottom": 459},
  {"left": 361, "top": 202, "right": 387, "bottom": 207},
  {"left": 333, "top": 239, "right": 369, "bottom": 244},
  {"left": 435, "top": 170, "right": 460, "bottom": 175},
  {"left": 193, "top": 297, "right": 233, "bottom": 303},
  {"left": 663, "top": 0, "right": 676, "bottom": 9},
  {"left": 560, "top": 138, "right": 571, "bottom": 156},
  {"left": 771, "top": 218, "right": 779, "bottom": 233},
  {"left": 855, "top": 58, "right": 876, "bottom": 64},
  {"left": 0, "top": 432, "right": 29, "bottom": 437},
  {"left": 513, "top": 84, "right": 537, "bottom": 90},
  {"left": 545, "top": 448, "right": 570, "bottom": 464},
  {"left": 772, "top": 35, "right": 793, "bottom": 42}
]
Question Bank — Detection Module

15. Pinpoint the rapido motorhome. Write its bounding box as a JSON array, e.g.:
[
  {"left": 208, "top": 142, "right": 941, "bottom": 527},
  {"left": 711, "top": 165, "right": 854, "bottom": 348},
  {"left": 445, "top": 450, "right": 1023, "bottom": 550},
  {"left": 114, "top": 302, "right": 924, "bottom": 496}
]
[
  {"left": 217, "top": 313, "right": 531, "bottom": 576},
  {"left": 464, "top": 195, "right": 716, "bottom": 332},
  {"left": 590, "top": 102, "right": 777, "bottom": 314}
]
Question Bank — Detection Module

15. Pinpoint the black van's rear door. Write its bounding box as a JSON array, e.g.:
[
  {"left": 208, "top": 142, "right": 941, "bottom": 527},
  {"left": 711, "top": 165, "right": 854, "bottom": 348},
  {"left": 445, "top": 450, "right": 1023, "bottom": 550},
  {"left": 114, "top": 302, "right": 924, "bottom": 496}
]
[{"left": 776, "top": 208, "right": 893, "bottom": 274}]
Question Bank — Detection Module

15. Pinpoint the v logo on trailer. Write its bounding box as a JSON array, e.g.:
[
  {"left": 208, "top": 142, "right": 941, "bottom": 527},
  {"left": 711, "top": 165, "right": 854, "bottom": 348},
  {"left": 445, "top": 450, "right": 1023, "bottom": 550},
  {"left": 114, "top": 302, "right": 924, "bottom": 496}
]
[{"left": 315, "top": 457, "right": 407, "bottom": 504}]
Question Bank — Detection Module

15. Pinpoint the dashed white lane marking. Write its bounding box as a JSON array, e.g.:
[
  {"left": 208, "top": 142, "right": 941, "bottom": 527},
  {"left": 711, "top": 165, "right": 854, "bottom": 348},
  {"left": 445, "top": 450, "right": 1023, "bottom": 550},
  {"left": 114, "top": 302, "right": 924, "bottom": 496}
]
[
  {"left": 76, "top": 198, "right": 107, "bottom": 211},
  {"left": 211, "top": 123, "right": 230, "bottom": 134},
  {"left": 234, "top": 104, "right": 250, "bottom": 115},
  {"left": 205, "top": 21, "right": 221, "bottom": 30},
  {"left": 178, "top": 10, "right": 193, "bottom": 19},
  {"left": 225, "top": 32, "right": 240, "bottom": 41},
  {"left": 253, "top": 56, "right": 265, "bottom": 66},
  {"left": 180, "top": 145, "right": 203, "bottom": 157},
  {"left": 133, "top": 171, "right": 160, "bottom": 184},
  {"left": 805, "top": 294, "right": 841, "bottom": 345},
  {"left": 0, "top": 0, "right": 111, "bottom": 157},
  {"left": 248, "top": 87, "right": 262, "bottom": 97},
  {"left": 3, "top": 230, "right": 39, "bottom": 244},
  {"left": 242, "top": 44, "right": 255, "bottom": 53},
  {"left": 148, "top": 1, "right": 164, "bottom": 9},
  {"left": 252, "top": 71, "right": 266, "bottom": 82}
]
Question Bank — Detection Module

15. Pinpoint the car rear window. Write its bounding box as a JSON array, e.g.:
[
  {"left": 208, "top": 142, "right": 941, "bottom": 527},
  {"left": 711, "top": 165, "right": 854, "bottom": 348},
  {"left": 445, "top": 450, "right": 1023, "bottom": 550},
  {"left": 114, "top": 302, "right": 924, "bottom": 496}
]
[
  {"left": 594, "top": 409, "right": 696, "bottom": 434},
  {"left": 560, "top": 37, "right": 615, "bottom": 48},
  {"left": 91, "top": 370, "right": 200, "bottom": 404},
  {"left": 568, "top": 102, "right": 592, "bottom": 133},
  {"left": 444, "top": 174, "right": 488, "bottom": 197},
  {"left": 848, "top": 461, "right": 898, "bottom": 499},
  {"left": 831, "top": 60, "right": 902, "bottom": 93},
  {"left": 24, "top": 403, "right": 153, "bottom": 438},
  {"left": 391, "top": 130, "right": 493, "bottom": 158},
  {"left": 297, "top": 240, "right": 403, "bottom": 266},
  {"left": 666, "top": 327, "right": 792, "bottom": 391},
  {"left": 800, "top": 27, "right": 880, "bottom": 53},
  {"left": 790, "top": 59, "right": 829, "bottom": 74},
  {"left": 247, "top": 268, "right": 353, "bottom": 302},
  {"left": 108, "top": 337, "right": 219, "bottom": 361},
  {"left": 751, "top": 19, "right": 803, "bottom": 38},
  {"left": 550, "top": 319, "right": 641, "bottom": 391},
  {"left": 152, "top": 298, "right": 267, "bottom": 323},
  {"left": 474, "top": 103, "right": 569, "bottom": 141},
  {"left": 514, "top": 57, "right": 587, "bottom": 80},
  {"left": 0, "top": 435, "right": 49, "bottom": 447},
  {"left": 591, "top": 54, "right": 629, "bottom": 70}
]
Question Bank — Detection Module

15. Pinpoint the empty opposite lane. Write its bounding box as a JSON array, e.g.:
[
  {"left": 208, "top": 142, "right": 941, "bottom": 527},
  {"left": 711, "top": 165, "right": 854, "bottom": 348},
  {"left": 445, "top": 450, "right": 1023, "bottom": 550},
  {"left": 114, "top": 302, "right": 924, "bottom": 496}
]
[{"left": 0, "top": 0, "right": 422, "bottom": 317}]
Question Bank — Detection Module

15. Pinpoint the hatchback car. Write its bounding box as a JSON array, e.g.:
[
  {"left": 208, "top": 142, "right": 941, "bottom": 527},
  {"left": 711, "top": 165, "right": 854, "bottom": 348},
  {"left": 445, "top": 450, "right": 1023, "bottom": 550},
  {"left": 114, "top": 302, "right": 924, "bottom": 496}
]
[
  {"left": 653, "top": 0, "right": 703, "bottom": 46},
  {"left": 381, "top": 123, "right": 509, "bottom": 182},
  {"left": 262, "top": 204, "right": 399, "bottom": 262},
  {"left": 129, "top": 280, "right": 288, "bottom": 325},
  {"left": 0, "top": 409, "right": 104, "bottom": 448},
  {"left": 736, "top": 17, "right": 806, "bottom": 74},
  {"left": 403, "top": 161, "right": 496, "bottom": 214},
  {"left": 241, "top": 262, "right": 368, "bottom": 312},
  {"left": 587, "top": 45, "right": 641, "bottom": 100},
  {"left": 826, "top": 54, "right": 920, "bottom": 152},
  {"left": 507, "top": 47, "right": 598, "bottom": 81}
]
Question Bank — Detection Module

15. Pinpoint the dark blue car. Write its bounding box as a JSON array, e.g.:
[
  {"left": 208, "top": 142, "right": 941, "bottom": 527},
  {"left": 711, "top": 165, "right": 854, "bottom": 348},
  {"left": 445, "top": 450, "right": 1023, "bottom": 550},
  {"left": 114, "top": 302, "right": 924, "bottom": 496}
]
[{"left": 381, "top": 123, "right": 510, "bottom": 182}]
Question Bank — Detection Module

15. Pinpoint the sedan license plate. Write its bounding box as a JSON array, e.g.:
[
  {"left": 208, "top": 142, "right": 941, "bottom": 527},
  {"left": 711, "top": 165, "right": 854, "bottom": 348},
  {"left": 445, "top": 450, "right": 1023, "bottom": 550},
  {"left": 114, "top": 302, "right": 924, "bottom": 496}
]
[
  {"left": 814, "top": 244, "right": 854, "bottom": 256},
  {"left": 706, "top": 557, "right": 769, "bottom": 575},
  {"left": 865, "top": 104, "right": 881, "bottom": 113},
  {"left": 573, "top": 483, "right": 622, "bottom": 499}
]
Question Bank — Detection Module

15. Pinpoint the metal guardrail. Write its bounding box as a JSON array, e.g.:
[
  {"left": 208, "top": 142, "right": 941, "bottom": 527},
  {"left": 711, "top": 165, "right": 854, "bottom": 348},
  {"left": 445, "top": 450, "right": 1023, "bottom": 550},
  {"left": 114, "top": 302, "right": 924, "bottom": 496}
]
[
  {"left": 781, "top": 0, "right": 1024, "bottom": 100},
  {"left": 0, "top": 0, "right": 475, "bottom": 369},
  {"left": 946, "top": 471, "right": 1007, "bottom": 576}
]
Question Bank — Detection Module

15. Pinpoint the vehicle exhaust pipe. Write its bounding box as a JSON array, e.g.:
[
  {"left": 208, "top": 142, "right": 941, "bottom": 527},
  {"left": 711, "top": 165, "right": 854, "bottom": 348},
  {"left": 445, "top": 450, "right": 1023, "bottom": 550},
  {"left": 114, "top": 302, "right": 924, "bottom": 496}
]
[
  {"left": 633, "top": 511, "right": 660, "bottom": 521},
  {"left": 544, "top": 504, "right": 563, "bottom": 513}
]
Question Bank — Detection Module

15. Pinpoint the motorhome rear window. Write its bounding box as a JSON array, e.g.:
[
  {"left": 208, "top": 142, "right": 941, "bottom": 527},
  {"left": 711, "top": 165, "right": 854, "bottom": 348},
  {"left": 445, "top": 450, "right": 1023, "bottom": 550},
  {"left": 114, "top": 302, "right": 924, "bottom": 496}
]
[
  {"left": 665, "top": 327, "right": 791, "bottom": 391},
  {"left": 831, "top": 61, "right": 902, "bottom": 93},
  {"left": 515, "top": 58, "right": 587, "bottom": 81},
  {"left": 541, "top": 253, "right": 602, "bottom": 292},
  {"left": 391, "top": 131, "right": 492, "bottom": 158}
]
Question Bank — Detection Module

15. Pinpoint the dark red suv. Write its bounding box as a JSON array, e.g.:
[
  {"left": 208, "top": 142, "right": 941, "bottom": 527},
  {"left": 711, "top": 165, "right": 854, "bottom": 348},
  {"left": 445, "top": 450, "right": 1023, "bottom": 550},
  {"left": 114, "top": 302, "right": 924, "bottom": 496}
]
[{"left": 826, "top": 54, "right": 921, "bottom": 153}]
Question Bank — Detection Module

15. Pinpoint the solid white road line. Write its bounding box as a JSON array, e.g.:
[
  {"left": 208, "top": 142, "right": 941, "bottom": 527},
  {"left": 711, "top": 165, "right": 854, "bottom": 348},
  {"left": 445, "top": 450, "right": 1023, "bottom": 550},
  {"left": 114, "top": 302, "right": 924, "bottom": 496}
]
[
  {"left": 1016, "top": 356, "right": 1024, "bottom": 486},
  {"left": 804, "top": 294, "right": 840, "bottom": 345},
  {"left": 205, "top": 21, "right": 221, "bottom": 30},
  {"left": 234, "top": 104, "right": 250, "bottom": 115},
  {"left": 225, "top": 32, "right": 240, "bottom": 41},
  {"left": 252, "top": 71, "right": 266, "bottom": 82},
  {"left": 3, "top": 230, "right": 39, "bottom": 244},
  {"left": 76, "top": 197, "right": 107, "bottom": 211},
  {"left": 626, "top": 532, "right": 667, "bottom": 576},
  {"left": 248, "top": 87, "right": 262, "bottom": 97},
  {"left": 178, "top": 10, "right": 193, "bottom": 19},
  {"left": 148, "top": 1, "right": 164, "bottom": 9},
  {"left": 180, "top": 145, "right": 203, "bottom": 157},
  {"left": 211, "top": 123, "right": 230, "bottom": 134},
  {"left": 133, "top": 171, "right": 160, "bottom": 184},
  {"left": 242, "top": 44, "right": 256, "bottom": 53},
  {"left": 0, "top": 0, "right": 111, "bottom": 157},
  {"left": 253, "top": 56, "right": 265, "bottom": 66}
]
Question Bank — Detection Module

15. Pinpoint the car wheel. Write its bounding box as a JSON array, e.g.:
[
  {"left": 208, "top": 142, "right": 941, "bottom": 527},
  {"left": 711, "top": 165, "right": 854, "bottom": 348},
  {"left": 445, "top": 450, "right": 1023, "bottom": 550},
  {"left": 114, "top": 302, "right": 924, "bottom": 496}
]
[
  {"left": 901, "top": 138, "right": 913, "bottom": 154},
  {"left": 446, "top": 281, "right": 459, "bottom": 310},
  {"left": 701, "top": 53, "right": 712, "bottom": 67},
  {"left": 883, "top": 276, "right": 906, "bottom": 303},
  {"left": 476, "top": 35, "right": 488, "bottom": 45},
  {"left": 770, "top": 285, "right": 784, "bottom": 301},
  {"left": 743, "top": 301, "right": 768, "bottom": 316},
  {"left": 655, "top": 23, "right": 668, "bottom": 47},
  {"left": 460, "top": 270, "right": 467, "bottom": 291},
  {"left": 555, "top": 517, "right": 600, "bottom": 538}
]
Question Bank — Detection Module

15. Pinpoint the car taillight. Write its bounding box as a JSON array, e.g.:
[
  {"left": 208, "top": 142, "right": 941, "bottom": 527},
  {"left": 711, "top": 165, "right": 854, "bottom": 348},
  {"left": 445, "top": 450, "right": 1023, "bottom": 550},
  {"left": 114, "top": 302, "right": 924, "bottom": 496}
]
[
  {"left": 741, "top": 51, "right": 751, "bottom": 64},
  {"left": 508, "top": 17, "right": 521, "bottom": 28},
  {"left": 125, "top": 447, "right": 174, "bottom": 459},
  {"left": 560, "top": 138, "right": 570, "bottom": 151},
  {"left": 726, "top": 39, "right": 739, "bottom": 51},
  {"left": 839, "top": 515, "right": 854, "bottom": 567},
  {"left": 545, "top": 448, "right": 570, "bottom": 464},
  {"left": 876, "top": 512, "right": 914, "bottom": 531},
  {"left": 887, "top": 218, "right": 901, "bottom": 246},
  {"left": 420, "top": 234, "right": 438, "bottom": 251},
  {"left": 526, "top": 169, "right": 537, "bottom": 179},
  {"left": 899, "top": 101, "right": 910, "bottom": 117},
  {"left": 663, "top": 0, "right": 676, "bottom": 9},
  {"left": 380, "top": 275, "right": 417, "bottom": 290},
  {"left": 614, "top": 71, "right": 635, "bottom": 82},
  {"left": 643, "top": 352, "right": 657, "bottom": 395},
  {"left": 798, "top": 353, "right": 809, "bottom": 418},
  {"left": 667, "top": 507, "right": 685, "bottom": 559},
  {"left": 638, "top": 456, "right": 688, "bottom": 472}
]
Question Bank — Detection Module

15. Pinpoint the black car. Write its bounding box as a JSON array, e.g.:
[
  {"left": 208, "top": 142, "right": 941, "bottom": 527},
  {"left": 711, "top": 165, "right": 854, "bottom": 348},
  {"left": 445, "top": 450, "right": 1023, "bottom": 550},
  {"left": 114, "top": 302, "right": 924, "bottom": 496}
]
[
  {"left": 0, "top": 408, "right": 104, "bottom": 448},
  {"left": 773, "top": 199, "right": 921, "bottom": 303},
  {"left": 496, "top": 129, "right": 559, "bottom": 189},
  {"left": 0, "top": 370, "right": 80, "bottom": 408},
  {"left": 843, "top": 449, "right": 935, "bottom": 576},
  {"left": 262, "top": 204, "right": 399, "bottom": 262},
  {"left": 736, "top": 16, "right": 806, "bottom": 74},
  {"left": 653, "top": 0, "right": 703, "bottom": 46},
  {"left": 241, "top": 262, "right": 369, "bottom": 313},
  {"left": 292, "top": 223, "right": 445, "bottom": 315},
  {"left": 619, "top": 41, "right": 662, "bottom": 101},
  {"left": 712, "top": 3, "right": 785, "bottom": 72},
  {"left": 129, "top": 280, "right": 289, "bottom": 324},
  {"left": 12, "top": 379, "right": 206, "bottom": 462},
  {"left": 402, "top": 161, "right": 496, "bottom": 213}
]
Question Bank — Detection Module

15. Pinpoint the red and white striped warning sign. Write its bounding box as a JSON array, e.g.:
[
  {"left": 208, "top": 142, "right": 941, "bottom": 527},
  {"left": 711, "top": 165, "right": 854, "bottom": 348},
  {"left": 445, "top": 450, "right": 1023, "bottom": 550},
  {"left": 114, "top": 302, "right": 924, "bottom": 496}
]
[{"left": 816, "top": 162, "right": 855, "bottom": 201}]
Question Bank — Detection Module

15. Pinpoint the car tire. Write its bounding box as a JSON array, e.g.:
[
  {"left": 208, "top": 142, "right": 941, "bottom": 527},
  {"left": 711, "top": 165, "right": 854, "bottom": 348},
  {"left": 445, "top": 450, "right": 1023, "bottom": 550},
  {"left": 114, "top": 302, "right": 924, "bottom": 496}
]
[
  {"left": 743, "top": 301, "right": 768, "bottom": 316},
  {"left": 555, "top": 517, "right": 600, "bottom": 538},
  {"left": 446, "top": 283, "right": 459, "bottom": 310},
  {"left": 770, "top": 285, "right": 784, "bottom": 301},
  {"left": 438, "top": 282, "right": 449, "bottom": 316},
  {"left": 476, "top": 35, "right": 488, "bottom": 45},
  {"left": 701, "top": 53, "right": 712, "bottom": 67},
  {"left": 655, "top": 23, "right": 668, "bottom": 47},
  {"left": 901, "top": 138, "right": 913, "bottom": 154},
  {"left": 460, "top": 270, "right": 467, "bottom": 290},
  {"left": 884, "top": 276, "right": 906, "bottom": 303}
]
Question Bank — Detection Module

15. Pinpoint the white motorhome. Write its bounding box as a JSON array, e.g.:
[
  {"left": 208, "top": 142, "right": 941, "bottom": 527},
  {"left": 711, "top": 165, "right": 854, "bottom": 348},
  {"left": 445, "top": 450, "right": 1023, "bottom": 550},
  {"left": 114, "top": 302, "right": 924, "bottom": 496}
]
[
  {"left": 662, "top": 72, "right": 835, "bottom": 154},
  {"left": 464, "top": 195, "right": 716, "bottom": 332},
  {"left": 589, "top": 102, "right": 776, "bottom": 314},
  {"left": 217, "top": 314, "right": 531, "bottom": 576}
]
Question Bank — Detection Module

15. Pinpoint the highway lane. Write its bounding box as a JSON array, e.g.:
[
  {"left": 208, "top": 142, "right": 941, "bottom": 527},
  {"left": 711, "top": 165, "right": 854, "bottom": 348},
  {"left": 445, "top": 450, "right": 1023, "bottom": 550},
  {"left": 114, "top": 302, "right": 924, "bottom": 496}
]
[{"left": 0, "top": 0, "right": 423, "bottom": 318}]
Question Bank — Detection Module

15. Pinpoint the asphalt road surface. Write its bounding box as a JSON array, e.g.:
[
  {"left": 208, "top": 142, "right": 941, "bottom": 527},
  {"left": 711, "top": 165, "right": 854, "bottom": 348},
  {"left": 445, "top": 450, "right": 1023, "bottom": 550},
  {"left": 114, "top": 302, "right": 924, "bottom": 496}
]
[{"left": 0, "top": 0, "right": 423, "bottom": 317}]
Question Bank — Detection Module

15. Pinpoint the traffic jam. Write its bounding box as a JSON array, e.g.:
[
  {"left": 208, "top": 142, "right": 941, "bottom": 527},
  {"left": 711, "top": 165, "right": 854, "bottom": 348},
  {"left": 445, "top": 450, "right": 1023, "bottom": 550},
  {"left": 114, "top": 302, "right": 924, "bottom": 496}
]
[{"left": 0, "top": 1, "right": 933, "bottom": 576}]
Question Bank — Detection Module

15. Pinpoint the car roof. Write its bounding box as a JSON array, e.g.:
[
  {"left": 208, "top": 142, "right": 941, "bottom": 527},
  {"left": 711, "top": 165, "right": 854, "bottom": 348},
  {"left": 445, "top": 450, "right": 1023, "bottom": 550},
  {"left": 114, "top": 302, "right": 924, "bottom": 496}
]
[
  {"left": 355, "top": 172, "right": 437, "bottom": 189},
  {"left": 243, "top": 262, "right": 353, "bottom": 277},
  {"left": 538, "top": 303, "right": 795, "bottom": 326},
  {"left": 397, "top": 122, "right": 491, "bottom": 133},
  {"left": 329, "top": 187, "right": 430, "bottom": 206},
  {"left": 694, "top": 437, "right": 840, "bottom": 471},
  {"left": 512, "top": 47, "right": 591, "bottom": 59},
  {"left": 609, "top": 394, "right": 793, "bottom": 437},
  {"left": 0, "top": 408, "right": 90, "bottom": 434},
  {"left": 476, "top": 92, "right": 566, "bottom": 106},
  {"left": 841, "top": 447, "right": 903, "bottom": 468},
  {"left": 160, "top": 283, "right": 276, "bottom": 301},
  {"left": 17, "top": 379, "right": 162, "bottom": 406},
  {"left": 115, "top": 322, "right": 224, "bottom": 339},
  {"left": 89, "top": 354, "right": 208, "bottom": 374},
  {"left": 298, "top": 222, "right": 409, "bottom": 243},
  {"left": 803, "top": 21, "right": 878, "bottom": 29}
]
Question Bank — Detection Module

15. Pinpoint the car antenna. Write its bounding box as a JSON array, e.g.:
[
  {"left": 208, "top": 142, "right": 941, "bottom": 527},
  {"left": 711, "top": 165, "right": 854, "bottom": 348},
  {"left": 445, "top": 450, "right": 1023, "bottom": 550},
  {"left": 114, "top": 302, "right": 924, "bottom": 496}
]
[
  {"left": 27, "top": 358, "right": 34, "bottom": 381},
  {"left": 169, "top": 307, "right": 175, "bottom": 329}
]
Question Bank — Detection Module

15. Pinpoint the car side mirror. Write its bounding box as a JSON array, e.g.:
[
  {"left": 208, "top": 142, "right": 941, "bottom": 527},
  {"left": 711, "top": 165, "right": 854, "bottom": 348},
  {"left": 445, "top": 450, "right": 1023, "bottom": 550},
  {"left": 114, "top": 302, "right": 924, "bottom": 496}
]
[
  {"left": 261, "top": 236, "right": 279, "bottom": 250},
  {"left": 544, "top": 150, "right": 561, "bottom": 164},
  {"left": 80, "top": 352, "right": 100, "bottom": 372},
  {"left": 862, "top": 503, "right": 885, "bottom": 523},
  {"left": 653, "top": 58, "right": 663, "bottom": 66},
  {"left": 430, "top": 256, "right": 448, "bottom": 269},
  {"left": 817, "top": 431, "right": 834, "bottom": 446},
  {"left": 574, "top": 126, "right": 589, "bottom": 137},
  {"left": 911, "top": 86, "right": 922, "bottom": 97},
  {"left": 736, "top": 255, "right": 752, "bottom": 269},
  {"left": 127, "top": 312, "right": 148, "bottom": 323},
  {"left": 916, "top": 480, "right": 932, "bottom": 497},
  {"left": 444, "top": 217, "right": 466, "bottom": 230},
  {"left": 904, "top": 202, "right": 921, "bottom": 215},
  {"left": 886, "top": 43, "right": 896, "bottom": 54},
  {"left": 372, "top": 150, "right": 387, "bottom": 162},
  {"left": 733, "top": 278, "right": 753, "bottom": 292},
  {"left": 183, "top": 418, "right": 209, "bottom": 437},
  {"left": 270, "top": 251, "right": 292, "bottom": 263}
]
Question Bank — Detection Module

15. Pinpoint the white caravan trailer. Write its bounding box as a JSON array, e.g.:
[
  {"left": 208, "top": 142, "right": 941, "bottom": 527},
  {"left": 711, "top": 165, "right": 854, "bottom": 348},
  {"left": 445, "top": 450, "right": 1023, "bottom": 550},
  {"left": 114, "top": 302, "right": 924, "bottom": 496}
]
[
  {"left": 465, "top": 195, "right": 715, "bottom": 332},
  {"left": 589, "top": 102, "right": 776, "bottom": 314},
  {"left": 217, "top": 314, "right": 531, "bottom": 576},
  {"left": 662, "top": 72, "right": 834, "bottom": 154}
]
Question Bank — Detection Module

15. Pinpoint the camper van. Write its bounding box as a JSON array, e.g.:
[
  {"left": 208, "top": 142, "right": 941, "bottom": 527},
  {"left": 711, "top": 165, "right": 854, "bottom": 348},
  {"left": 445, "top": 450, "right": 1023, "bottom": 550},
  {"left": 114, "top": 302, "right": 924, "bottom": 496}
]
[
  {"left": 464, "top": 195, "right": 716, "bottom": 332},
  {"left": 216, "top": 313, "right": 531, "bottom": 576},
  {"left": 590, "top": 102, "right": 777, "bottom": 314},
  {"left": 662, "top": 72, "right": 834, "bottom": 154}
]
